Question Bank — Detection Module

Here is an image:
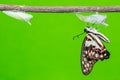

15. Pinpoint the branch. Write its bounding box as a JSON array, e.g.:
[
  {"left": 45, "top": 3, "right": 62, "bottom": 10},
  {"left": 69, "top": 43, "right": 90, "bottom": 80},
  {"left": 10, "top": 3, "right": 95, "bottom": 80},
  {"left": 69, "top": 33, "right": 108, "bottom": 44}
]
[{"left": 0, "top": 4, "right": 120, "bottom": 13}]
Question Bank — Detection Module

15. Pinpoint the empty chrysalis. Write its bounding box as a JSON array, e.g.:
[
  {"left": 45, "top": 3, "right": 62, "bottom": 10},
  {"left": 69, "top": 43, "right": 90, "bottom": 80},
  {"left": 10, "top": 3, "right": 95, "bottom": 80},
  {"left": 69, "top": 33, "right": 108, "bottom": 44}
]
[
  {"left": 3, "top": 10, "right": 33, "bottom": 25},
  {"left": 75, "top": 12, "right": 108, "bottom": 26}
]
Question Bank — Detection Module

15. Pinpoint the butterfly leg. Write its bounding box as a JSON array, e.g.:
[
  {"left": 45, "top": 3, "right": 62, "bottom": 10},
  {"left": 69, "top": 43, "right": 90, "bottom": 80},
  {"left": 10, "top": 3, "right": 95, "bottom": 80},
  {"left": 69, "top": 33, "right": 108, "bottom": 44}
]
[{"left": 86, "top": 22, "right": 90, "bottom": 27}]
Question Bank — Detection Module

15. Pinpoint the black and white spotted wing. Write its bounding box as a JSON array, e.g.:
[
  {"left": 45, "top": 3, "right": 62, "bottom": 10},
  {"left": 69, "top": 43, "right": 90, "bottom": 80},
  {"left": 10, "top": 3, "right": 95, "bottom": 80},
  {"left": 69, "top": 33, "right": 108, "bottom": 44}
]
[{"left": 81, "top": 33, "right": 110, "bottom": 75}]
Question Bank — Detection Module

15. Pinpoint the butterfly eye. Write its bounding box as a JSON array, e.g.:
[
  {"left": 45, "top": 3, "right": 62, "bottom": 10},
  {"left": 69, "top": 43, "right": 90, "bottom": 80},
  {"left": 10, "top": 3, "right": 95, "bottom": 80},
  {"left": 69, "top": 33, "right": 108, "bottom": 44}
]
[{"left": 84, "top": 28, "right": 87, "bottom": 32}]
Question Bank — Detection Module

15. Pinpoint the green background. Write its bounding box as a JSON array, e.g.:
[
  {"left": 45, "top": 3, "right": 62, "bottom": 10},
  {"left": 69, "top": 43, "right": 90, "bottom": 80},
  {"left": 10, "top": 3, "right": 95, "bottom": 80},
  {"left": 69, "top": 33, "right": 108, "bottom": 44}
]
[{"left": 0, "top": 0, "right": 119, "bottom": 80}]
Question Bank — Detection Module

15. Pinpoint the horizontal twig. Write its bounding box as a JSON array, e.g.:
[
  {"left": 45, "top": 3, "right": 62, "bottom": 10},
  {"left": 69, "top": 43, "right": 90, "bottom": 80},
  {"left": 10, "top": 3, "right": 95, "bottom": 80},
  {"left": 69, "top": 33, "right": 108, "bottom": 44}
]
[{"left": 0, "top": 4, "right": 120, "bottom": 13}]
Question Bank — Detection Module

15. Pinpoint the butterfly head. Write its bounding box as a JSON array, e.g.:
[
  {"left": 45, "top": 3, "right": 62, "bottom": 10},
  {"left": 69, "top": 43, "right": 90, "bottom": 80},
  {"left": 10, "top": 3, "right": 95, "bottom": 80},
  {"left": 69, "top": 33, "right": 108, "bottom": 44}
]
[{"left": 84, "top": 26, "right": 98, "bottom": 34}]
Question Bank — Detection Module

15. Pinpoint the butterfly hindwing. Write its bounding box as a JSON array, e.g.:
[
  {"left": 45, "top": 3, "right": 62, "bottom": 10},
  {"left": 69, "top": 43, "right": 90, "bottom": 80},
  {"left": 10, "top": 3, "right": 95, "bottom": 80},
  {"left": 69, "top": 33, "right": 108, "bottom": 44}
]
[{"left": 81, "top": 33, "right": 110, "bottom": 75}]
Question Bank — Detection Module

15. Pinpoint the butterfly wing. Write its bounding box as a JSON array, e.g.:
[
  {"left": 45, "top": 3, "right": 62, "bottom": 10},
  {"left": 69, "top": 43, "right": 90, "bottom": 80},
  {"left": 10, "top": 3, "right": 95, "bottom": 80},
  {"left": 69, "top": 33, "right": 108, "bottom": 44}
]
[
  {"left": 81, "top": 35, "right": 97, "bottom": 75},
  {"left": 81, "top": 33, "right": 110, "bottom": 75}
]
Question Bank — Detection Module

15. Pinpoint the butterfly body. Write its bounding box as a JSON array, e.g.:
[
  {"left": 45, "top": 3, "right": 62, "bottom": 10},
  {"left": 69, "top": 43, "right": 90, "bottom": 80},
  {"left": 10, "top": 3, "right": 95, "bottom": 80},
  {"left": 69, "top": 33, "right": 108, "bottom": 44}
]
[{"left": 81, "top": 27, "right": 110, "bottom": 75}]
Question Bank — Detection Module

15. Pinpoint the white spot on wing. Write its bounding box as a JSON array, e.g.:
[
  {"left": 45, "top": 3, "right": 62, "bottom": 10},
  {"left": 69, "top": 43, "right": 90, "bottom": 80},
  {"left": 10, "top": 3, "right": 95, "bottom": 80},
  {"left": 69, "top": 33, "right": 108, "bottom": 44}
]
[
  {"left": 84, "top": 64, "right": 87, "bottom": 68},
  {"left": 95, "top": 53, "right": 99, "bottom": 58},
  {"left": 82, "top": 61, "right": 84, "bottom": 64},
  {"left": 92, "top": 51, "right": 95, "bottom": 56},
  {"left": 84, "top": 58, "right": 87, "bottom": 61},
  {"left": 104, "top": 53, "right": 107, "bottom": 56},
  {"left": 83, "top": 69, "right": 86, "bottom": 73},
  {"left": 86, "top": 63, "right": 90, "bottom": 67},
  {"left": 100, "top": 54, "right": 103, "bottom": 58},
  {"left": 89, "top": 61, "right": 92, "bottom": 64}
]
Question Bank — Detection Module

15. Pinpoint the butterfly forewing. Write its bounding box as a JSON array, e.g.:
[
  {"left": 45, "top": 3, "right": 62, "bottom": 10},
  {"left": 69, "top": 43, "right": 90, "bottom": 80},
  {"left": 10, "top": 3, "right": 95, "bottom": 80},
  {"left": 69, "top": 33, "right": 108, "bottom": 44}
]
[
  {"left": 81, "top": 35, "right": 97, "bottom": 75},
  {"left": 81, "top": 33, "right": 110, "bottom": 75}
]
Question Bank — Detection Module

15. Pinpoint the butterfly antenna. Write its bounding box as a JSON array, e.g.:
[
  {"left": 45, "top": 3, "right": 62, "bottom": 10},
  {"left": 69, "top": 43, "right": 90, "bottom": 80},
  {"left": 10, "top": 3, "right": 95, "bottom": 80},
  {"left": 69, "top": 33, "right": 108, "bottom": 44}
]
[{"left": 73, "top": 32, "right": 85, "bottom": 40}]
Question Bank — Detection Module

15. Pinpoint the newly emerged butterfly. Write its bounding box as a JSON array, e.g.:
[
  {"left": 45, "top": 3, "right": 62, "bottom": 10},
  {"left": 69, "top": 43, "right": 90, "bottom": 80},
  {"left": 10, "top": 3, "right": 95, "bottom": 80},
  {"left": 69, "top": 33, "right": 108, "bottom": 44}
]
[
  {"left": 74, "top": 12, "right": 110, "bottom": 75},
  {"left": 73, "top": 27, "right": 110, "bottom": 75}
]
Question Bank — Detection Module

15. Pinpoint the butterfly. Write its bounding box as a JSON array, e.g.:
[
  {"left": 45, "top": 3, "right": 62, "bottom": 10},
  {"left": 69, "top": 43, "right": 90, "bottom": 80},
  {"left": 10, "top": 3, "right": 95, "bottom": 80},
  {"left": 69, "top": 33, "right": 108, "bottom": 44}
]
[{"left": 73, "top": 26, "right": 110, "bottom": 75}]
